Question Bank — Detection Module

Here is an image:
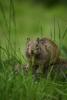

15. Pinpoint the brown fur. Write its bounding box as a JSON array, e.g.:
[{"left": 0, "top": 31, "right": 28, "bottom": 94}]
[{"left": 25, "top": 37, "right": 60, "bottom": 75}]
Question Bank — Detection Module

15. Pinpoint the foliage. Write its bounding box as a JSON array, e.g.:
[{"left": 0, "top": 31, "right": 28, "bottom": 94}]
[{"left": 0, "top": 0, "right": 67, "bottom": 100}]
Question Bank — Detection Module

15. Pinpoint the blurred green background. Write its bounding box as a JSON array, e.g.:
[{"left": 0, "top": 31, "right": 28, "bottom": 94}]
[
  {"left": 0, "top": 0, "right": 67, "bottom": 57},
  {"left": 0, "top": 1, "right": 67, "bottom": 100}
]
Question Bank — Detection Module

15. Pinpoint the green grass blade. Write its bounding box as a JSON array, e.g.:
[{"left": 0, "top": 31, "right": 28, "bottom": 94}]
[
  {"left": 58, "top": 22, "right": 61, "bottom": 47},
  {"left": 53, "top": 16, "right": 56, "bottom": 41},
  {"left": 0, "top": 1, "right": 9, "bottom": 33},
  {"left": 62, "top": 27, "right": 67, "bottom": 39},
  {"left": 50, "top": 28, "right": 53, "bottom": 40},
  {"left": 40, "top": 24, "right": 43, "bottom": 38},
  {"left": 10, "top": 0, "right": 17, "bottom": 56}
]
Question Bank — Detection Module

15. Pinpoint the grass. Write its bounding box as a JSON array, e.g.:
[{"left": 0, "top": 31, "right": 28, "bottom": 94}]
[
  {"left": 0, "top": 66, "right": 67, "bottom": 100},
  {"left": 0, "top": 0, "right": 67, "bottom": 100}
]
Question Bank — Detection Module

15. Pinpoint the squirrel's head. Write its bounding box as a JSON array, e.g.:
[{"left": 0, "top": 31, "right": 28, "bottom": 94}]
[{"left": 26, "top": 38, "right": 41, "bottom": 58}]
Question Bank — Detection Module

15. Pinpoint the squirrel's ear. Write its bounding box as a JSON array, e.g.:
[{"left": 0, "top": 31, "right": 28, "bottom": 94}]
[
  {"left": 27, "top": 37, "right": 30, "bottom": 42},
  {"left": 37, "top": 38, "right": 40, "bottom": 43}
]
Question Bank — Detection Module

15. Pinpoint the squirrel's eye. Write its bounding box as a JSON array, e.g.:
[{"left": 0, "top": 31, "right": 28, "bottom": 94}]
[
  {"left": 36, "top": 44, "right": 38, "bottom": 48},
  {"left": 45, "top": 45, "right": 47, "bottom": 48}
]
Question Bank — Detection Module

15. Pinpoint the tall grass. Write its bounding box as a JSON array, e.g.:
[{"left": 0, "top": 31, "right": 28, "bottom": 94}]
[
  {"left": 0, "top": 0, "right": 67, "bottom": 100},
  {"left": 53, "top": 16, "right": 56, "bottom": 41}
]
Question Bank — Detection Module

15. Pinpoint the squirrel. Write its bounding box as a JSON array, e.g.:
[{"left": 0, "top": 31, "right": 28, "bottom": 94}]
[{"left": 25, "top": 37, "right": 61, "bottom": 75}]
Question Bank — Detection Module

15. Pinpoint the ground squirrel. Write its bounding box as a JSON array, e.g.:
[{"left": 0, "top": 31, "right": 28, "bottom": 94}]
[{"left": 25, "top": 37, "right": 60, "bottom": 75}]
